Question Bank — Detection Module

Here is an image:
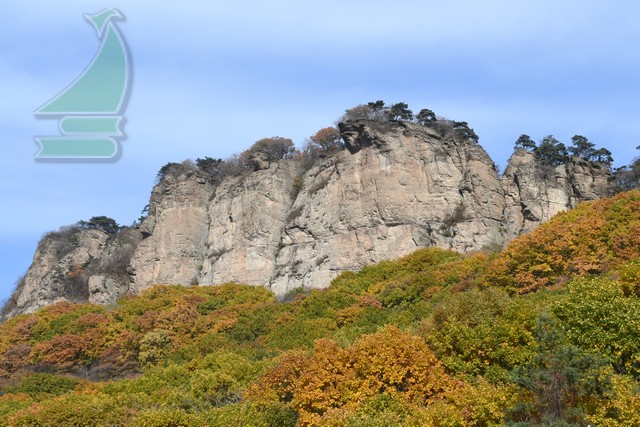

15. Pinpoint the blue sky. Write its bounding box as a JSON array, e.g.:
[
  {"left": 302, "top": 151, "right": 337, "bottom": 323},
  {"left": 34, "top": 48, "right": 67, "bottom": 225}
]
[{"left": 1, "top": 1, "right": 639, "bottom": 304}]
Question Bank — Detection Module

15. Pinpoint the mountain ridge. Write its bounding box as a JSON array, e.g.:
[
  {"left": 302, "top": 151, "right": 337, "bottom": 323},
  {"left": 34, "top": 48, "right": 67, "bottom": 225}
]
[{"left": 1, "top": 119, "right": 611, "bottom": 320}]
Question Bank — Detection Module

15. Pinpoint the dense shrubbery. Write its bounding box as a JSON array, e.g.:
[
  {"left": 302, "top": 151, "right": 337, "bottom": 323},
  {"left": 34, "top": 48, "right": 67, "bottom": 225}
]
[
  {"left": 482, "top": 190, "right": 640, "bottom": 292},
  {"left": 2, "top": 201, "right": 640, "bottom": 424}
]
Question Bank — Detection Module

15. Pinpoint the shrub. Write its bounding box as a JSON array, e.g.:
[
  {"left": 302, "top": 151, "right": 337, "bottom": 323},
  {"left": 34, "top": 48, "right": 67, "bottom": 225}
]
[
  {"left": 420, "top": 287, "right": 540, "bottom": 381},
  {"left": 6, "top": 392, "right": 135, "bottom": 427},
  {"left": 218, "top": 154, "right": 250, "bottom": 176},
  {"left": 387, "top": 102, "right": 413, "bottom": 121},
  {"left": 156, "top": 161, "right": 186, "bottom": 183},
  {"left": 308, "top": 127, "right": 342, "bottom": 152},
  {"left": 514, "top": 134, "right": 536, "bottom": 150},
  {"left": 423, "top": 379, "right": 520, "bottom": 426},
  {"left": 568, "top": 135, "right": 596, "bottom": 159},
  {"left": 245, "top": 137, "right": 296, "bottom": 162},
  {"left": 138, "top": 330, "right": 173, "bottom": 366},
  {"left": 509, "top": 314, "right": 612, "bottom": 425},
  {"left": 4, "top": 373, "right": 79, "bottom": 398},
  {"left": 613, "top": 157, "right": 640, "bottom": 193},
  {"left": 451, "top": 121, "right": 479, "bottom": 143},
  {"left": 248, "top": 326, "right": 451, "bottom": 426},
  {"left": 299, "top": 127, "right": 344, "bottom": 170},
  {"left": 415, "top": 108, "right": 436, "bottom": 126},
  {"left": 482, "top": 191, "right": 640, "bottom": 292},
  {"left": 195, "top": 156, "right": 224, "bottom": 182},
  {"left": 340, "top": 101, "right": 388, "bottom": 122},
  {"left": 552, "top": 277, "right": 640, "bottom": 376},
  {"left": 431, "top": 118, "right": 480, "bottom": 142}
]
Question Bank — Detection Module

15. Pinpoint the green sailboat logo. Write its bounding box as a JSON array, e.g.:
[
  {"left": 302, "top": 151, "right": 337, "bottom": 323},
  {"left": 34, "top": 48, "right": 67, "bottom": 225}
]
[{"left": 34, "top": 9, "right": 130, "bottom": 159}]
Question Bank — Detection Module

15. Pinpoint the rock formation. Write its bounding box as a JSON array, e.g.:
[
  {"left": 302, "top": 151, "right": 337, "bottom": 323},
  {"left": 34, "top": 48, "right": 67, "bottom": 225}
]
[
  {"left": 502, "top": 149, "right": 611, "bottom": 240},
  {"left": 1, "top": 120, "right": 611, "bottom": 320},
  {"left": 1, "top": 227, "right": 140, "bottom": 319}
]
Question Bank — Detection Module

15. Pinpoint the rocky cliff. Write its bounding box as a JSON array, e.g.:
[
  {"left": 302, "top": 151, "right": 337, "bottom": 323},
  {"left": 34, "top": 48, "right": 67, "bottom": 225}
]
[
  {"left": 1, "top": 120, "right": 611, "bottom": 320},
  {"left": 2, "top": 227, "right": 141, "bottom": 319},
  {"left": 502, "top": 148, "right": 611, "bottom": 241}
]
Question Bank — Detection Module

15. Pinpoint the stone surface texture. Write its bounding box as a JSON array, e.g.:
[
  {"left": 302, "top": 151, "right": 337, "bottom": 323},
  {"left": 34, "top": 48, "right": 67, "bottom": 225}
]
[{"left": 2, "top": 120, "right": 611, "bottom": 320}]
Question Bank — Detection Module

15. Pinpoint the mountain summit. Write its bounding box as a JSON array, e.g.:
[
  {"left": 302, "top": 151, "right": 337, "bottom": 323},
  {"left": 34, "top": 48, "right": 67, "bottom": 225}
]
[{"left": 1, "top": 119, "right": 610, "bottom": 319}]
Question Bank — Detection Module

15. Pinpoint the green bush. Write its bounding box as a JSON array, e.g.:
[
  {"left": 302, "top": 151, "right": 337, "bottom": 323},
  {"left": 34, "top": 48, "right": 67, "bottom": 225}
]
[
  {"left": 4, "top": 373, "right": 79, "bottom": 398},
  {"left": 553, "top": 277, "right": 640, "bottom": 376}
]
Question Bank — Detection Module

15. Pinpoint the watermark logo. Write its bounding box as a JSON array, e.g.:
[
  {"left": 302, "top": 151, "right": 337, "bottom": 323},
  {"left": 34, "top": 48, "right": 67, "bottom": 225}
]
[{"left": 34, "top": 9, "right": 131, "bottom": 160}]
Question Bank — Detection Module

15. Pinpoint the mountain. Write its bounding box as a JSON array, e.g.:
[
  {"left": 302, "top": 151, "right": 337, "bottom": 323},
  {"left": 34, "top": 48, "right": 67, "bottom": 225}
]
[
  {"left": 0, "top": 119, "right": 610, "bottom": 320},
  {"left": 1, "top": 190, "right": 639, "bottom": 426}
]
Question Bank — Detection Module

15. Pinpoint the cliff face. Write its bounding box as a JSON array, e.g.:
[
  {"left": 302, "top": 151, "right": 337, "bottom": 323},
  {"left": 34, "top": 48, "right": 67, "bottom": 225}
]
[
  {"left": 130, "top": 120, "right": 506, "bottom": 297},
  {"left": 129, "top": 171, "right": 216, "bottom": 291},
  {"left": 269, "top": 121, "right": 506, "bottom": 295},
  {"left": 501, "top": 149, "right": 611, "bottom": 240},
  {"left": 1, "top": 120, "right": 611, "bottom": 319},
  {"left": 130, "top": 159, "right": 304, "bottom": 294},
  {"left": 1, "top": 227, "right": 140, "bottom": 319}
]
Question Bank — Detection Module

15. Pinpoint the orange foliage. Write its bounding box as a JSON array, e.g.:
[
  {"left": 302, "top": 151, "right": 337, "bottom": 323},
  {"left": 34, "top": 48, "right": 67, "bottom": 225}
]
[
  {"left": 482, "top": 191, "right": 640, "bottom": 292},
  {"left": 335, "top": 295, "right": 382, "bottom": 327},
  {"left": 0, "top": 283, "right": 283, "bottom": 379},
  {"left": 247, "top": 325, "right": 452, "bottom": 426},
  {"left": 30, "top": 334, "right": 90, "bottom": 369}
]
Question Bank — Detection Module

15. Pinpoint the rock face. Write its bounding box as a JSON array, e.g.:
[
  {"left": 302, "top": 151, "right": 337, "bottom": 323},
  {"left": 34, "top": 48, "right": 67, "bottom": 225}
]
[
  {"left": 269, "top": 121, "right": 506, "bottom": 295},
  {"left": 129, "top": 172, "right": 216, "bottom": 290},
  {"left": 1, "top": 228, "right": 141, "bottom": 319},
  {"left": 501, "top": 149, "right": 611, "bottom": 240},
  {"left": 1, "top": 120, "right": 611, "bottom": 320}
]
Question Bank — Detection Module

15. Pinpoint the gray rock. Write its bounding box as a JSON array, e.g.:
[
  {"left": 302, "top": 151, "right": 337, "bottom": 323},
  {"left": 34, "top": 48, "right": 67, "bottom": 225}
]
[
  {"left": 1, "top": 120, "right": 612, "bottom": 320},
  {"left": 501, "top": 149, "right": 610, "bottom": 240},
  {"left": 88, "top": 275, "right": 123, "bottom": 305}
]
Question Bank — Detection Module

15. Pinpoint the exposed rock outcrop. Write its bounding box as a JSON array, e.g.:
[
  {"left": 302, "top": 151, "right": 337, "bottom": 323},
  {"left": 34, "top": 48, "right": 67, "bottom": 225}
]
[
  {"left": 502, "top": 149, "right": 610, "bottom": 240},
  {"left": 129, "top": 171, "right": 215, "bottom": 291},
  {"left": 1, "top": 227, "right": 140, "bottom": 319},
  {"left": 1, "top": 120, "right": 612, "bottom": 320},
  {"left": 269, "top": 121, "right": 506, "bottom": 295}
]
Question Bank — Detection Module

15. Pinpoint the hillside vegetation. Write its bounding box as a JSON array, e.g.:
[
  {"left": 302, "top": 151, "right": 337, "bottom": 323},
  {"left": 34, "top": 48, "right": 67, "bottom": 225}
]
[{"left": 1, "top": 191, "right": 640, "bottom": 426}]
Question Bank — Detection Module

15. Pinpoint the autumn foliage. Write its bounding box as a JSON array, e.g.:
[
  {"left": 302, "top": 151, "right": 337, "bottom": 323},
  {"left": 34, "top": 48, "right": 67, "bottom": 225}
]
[
  {"left": 248, "top": 326, "right": 451, "bottom": 425},
  {"left": 1, "top": 191, "right": 640, "bottom": 425},
  {"left": 483, "top": 190, "right": 640, "bottom": 292}
]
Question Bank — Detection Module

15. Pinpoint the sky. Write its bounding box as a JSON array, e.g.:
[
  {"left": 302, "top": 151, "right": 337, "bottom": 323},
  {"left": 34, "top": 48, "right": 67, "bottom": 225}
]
[{"left": 1, "top": 1, "right": 639, "bottom": 304}]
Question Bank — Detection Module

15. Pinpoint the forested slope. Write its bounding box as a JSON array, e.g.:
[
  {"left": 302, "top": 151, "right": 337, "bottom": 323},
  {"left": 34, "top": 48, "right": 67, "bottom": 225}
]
[{"left": 1, "top": 191, "right": 640, "bottom": 426}]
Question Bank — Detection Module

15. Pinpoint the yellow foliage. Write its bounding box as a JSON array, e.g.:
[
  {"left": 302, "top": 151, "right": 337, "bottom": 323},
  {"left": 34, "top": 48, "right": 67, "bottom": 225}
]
[
  {"left": 422, "top": 378, "right": 521, "bottom": 426},
  {"left": 248, "top": 325, "right": 451, "bottom": 426},
  {"left": 585, "top": 375, "right": 640, "bottom": 426},
  {"left": 482, "top": 191, "right": 640, "bottom": 292}
]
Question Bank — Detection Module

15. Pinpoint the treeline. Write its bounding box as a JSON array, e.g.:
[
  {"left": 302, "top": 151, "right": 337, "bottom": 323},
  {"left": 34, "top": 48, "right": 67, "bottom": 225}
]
[
  {"left": 154, "top": 100, "right": 483, "bottom": 186},
  {"left": 1, "top": 191, "right": 640, "bottom": 425},
  {"left": 156, "top": 100, "right": 640, "bottom": 192},
  {"left": 340, "top": 100, "right": 480, "bottom": 143},
  {"left": 155, "top": 128, "right": 343, "bottom": 185},
  {"left": 613, "top": 151, "right": 640, "bottom": 193},
  {"left": 510, "top": 132, "right": 640, "bottom": 195},
  {"left": 154, "top": 101, "right": 634, "bottom": 190},
  {"left": 514, "top": 133, "right": 613, "bottom": 166}
]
